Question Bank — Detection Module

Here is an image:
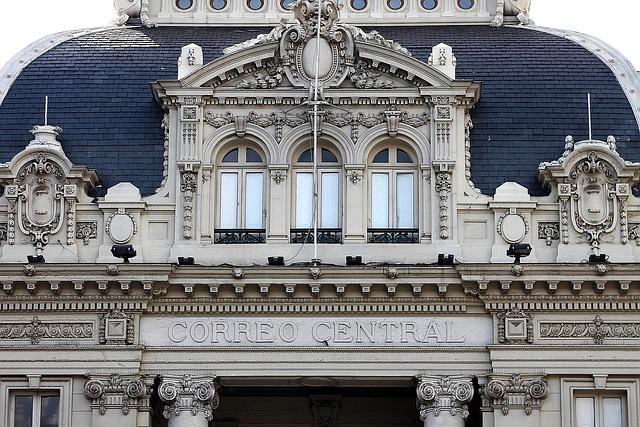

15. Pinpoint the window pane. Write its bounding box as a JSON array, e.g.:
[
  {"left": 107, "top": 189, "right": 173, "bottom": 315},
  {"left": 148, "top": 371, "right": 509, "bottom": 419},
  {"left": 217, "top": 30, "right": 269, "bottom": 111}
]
[
  {"left": 220, "top": 173, "right": 238, "bottom": 228},
  {"left": 397, "top": 148, "right": 413, "bottom": 163},
  {"left": 575, "top": 397, "right": 595, "bottom": 427},
  {"left": 322, "top": 148, "right": 338, "bottom": 163},
  {"left": 40, "top": 395, "right": 60, "bottom": 427},
  {"left": 245, "top": 173, "right": 264, "bottom": 229},
  {"left": 296, "top": 173, "right": 314, "bottom": 228},
  {"left": 603, "top": 398, "right": 623, "bottom": 427},
  {"left": 372, "top": 149, "right": 389, "bottom": 163},
  {"left": 298, "top": 148, "right": 313, "bottom": 163},
  {"left": 246, "top": 148, "right": 263, "bottom": 163},
  {"left": 222, "top": 148, "right": 238, "bottom": 163},
  {"left": 396, "top": 173, "right": 414, "bottom": 228},
  {"left": 13, "top": 396, "right": 33, "bottom": 427},
  {"left": 371, "top": 173, "right": 389, "bottom": 228},
  {"left": 321, "top": 173, "right": 339, "bottom": 228}
]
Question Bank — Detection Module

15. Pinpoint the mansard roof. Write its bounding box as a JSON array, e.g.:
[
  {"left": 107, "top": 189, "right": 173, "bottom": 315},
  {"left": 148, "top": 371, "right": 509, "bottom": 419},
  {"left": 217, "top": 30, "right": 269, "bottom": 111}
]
[{"left": 0, "top": 25, "right": 638, "bottom": 196}]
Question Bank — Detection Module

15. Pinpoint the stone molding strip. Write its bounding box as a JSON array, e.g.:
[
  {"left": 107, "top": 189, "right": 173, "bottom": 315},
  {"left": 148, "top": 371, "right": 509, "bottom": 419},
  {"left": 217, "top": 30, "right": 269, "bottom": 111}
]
[
  {"left": 0, "top": 27, "right": 115, "bottom": 107},
  {"left": 524, "top": 25, "right": 640, "bottom": 131}
]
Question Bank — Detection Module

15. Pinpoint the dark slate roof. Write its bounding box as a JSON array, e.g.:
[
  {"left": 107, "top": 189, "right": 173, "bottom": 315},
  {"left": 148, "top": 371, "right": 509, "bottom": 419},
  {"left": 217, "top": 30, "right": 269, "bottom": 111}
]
[{"left": 0, "top": 25, "right": 638, "bottom": 196}]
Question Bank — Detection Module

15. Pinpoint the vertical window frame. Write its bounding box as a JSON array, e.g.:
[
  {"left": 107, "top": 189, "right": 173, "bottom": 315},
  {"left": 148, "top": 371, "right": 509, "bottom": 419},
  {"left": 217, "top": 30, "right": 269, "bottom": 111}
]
[
  {"left": 562, "top": 378, "right": 639, "bottom": 427},
  {"left": 1, "top": 378, "right": 72, "bottom": 427}
]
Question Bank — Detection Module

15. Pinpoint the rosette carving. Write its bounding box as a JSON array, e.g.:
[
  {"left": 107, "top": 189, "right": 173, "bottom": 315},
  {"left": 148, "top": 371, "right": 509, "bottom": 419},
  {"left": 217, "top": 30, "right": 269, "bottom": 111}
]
[
  {"left": 84, "top": 374, "right": 148, "bottom": 415},
  {"left": 416, "top": 376, "right": 473, "bottom": 420},
  {"left": 158, "top": 375, "right": 218, "bottom": 421},
  {"left": 485, "top": 374, "right": 548, "bottom": 415}
]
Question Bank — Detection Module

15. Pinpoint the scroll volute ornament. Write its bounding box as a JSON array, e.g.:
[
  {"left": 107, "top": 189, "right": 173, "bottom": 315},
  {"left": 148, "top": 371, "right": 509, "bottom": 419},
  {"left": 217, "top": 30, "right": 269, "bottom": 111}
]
[
  {"left": 279, "top": 0, "right": 354, "bottom": 89},
  {"left": 538, "top": 136, "right": 640, "bottom": 253}
]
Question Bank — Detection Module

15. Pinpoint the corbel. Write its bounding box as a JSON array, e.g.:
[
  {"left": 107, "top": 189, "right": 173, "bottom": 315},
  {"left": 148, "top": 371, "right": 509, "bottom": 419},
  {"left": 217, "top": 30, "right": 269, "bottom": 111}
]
[
  {"left": 141, "top": 280, "right": 154, "bottom": 295},
  {"left": 619, "top": 281, "right": 630, "bottom": 295},
  {"left": 309, "top": 283, "right": 321, "bottom": 297},
  {"left": 2, "top": 281, "right": 14, "bottom": 295},
  {"left": 119, "top": 280, "right": 131, "bottom": 295},
  {"left": 73, "top": 280, "right": 84, "bottom": 296},
  {"left": 412, "top": 284, "right": 423, "bottom": 297},
  {"left": 594, "top": 281, "right": 606, "bottom": 294},
  {"left": 571, "top": 281, "right": 583, "bottom": 295},
  {"left": 546, "top": 281, "right": 558, "bottom": 295},
  {"left": 359, "top": 284, "right": 371, "bottom": 297},
  {"left": 285, "top": 283, "right": 296, "bottom": 297},
  {"left": 49, "top": 281, "right": 61, "bottom": 296},
  {"left": 386, "top": 283, "right": 397, "bottom": 296},
  {"left": 437, "top": 283, "right": 448, "bottom": 297},
  {"left": 259, "top": 284, "right": 270, "bottom": 297},
  {"left": 523, "top": 281, "right": 535, "bottom": 294},
  {"left": 335, "top": 284, "right": 346, "bottom": 297},
  {"left": 97, "top": 281, "right": 109, "bottom": 295},
  {"left": 26, "top": 282, "right": 37, "bottom": 295},
  {"left": 500, "top": 281, "right": 511, "bottom": 294},
  {"left": 234, "top": 283, "right": 245, "bottom": 297},
  {"left": 208, "top": 283, "right": 220, "bottom": 297}
]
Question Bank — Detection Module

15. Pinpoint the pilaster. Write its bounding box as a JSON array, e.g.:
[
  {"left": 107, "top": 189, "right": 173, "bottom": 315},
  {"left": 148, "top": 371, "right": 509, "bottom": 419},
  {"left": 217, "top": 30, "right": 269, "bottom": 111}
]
[
  {"left": 485, "top": 373, "right": 548, "bottom": 427},
  {"left": 416, "top": 375, "right": 474, "bottom": 427},
  {"left": 268, "top": 165, "right": 290, "bottom": 242},
  {"left": 344, "top": 164, "right": 366, "bottom": 243},
  {"left": 158, "top": 375, "right": 218, "bottom": 427},
  {"left": 84, "top": 374, "right": 151, "bottom": 427}
]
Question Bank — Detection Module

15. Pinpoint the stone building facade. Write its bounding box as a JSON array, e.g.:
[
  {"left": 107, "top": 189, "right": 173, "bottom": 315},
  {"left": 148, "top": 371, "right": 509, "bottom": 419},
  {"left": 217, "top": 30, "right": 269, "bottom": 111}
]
[{"left": 0, "top": 1, "right": 639, "bottom": 426}]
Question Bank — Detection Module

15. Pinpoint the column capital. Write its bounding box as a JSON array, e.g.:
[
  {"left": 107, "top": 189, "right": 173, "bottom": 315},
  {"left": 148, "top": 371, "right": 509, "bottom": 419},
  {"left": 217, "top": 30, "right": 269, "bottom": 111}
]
[
  {"left": 416, "top": 375, "right": 474, "bottom": 420},
  {"left": 158, "top": 375, "right": 218, "bottom": 421},
  {"left": 485, "top": 373, "right": 548, "bottom": 415},
  {"left": 84, "top": 373, "right": 150, "bottom": 416}
]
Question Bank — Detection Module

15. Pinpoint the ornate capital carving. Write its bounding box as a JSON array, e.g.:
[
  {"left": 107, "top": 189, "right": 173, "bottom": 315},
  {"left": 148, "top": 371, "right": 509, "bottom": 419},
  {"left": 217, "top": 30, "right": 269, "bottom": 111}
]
[
  {"left": 416, "top": 375, "right": 473, "bottom": 420},
  {"left": 84, "top": 374, "right": 149, "bottom": 416},
  {"left": 485, "top": 374, "right": 548, "bottom": 415},
  {"left": 158, "top": 375, "right": 218, "bottom": 421}
]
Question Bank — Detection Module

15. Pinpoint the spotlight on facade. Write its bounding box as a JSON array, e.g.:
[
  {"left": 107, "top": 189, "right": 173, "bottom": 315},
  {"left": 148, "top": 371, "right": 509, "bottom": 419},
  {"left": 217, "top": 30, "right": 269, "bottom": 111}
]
[
  {"left": 588, "top": 254, "right": 608, "bottom": 264},
  {"left": 178, "top": 257, "right": 195, "bottom": 266},
  {"left": 346, "top": 256, "right": 363, "bottom": 266},
  {"left": 437, "top": 254, "right": 455, "bottom": 266},
  {"left": 268, "top": 256, "right": 285, "bottom": 266},
  {"left": 111, "top": 245, "right": 137, "bottom": 263},
  {"left": 506, "top": 243, "right": 532, "bottom": 264},
  {"left": 27, "top": 255, "right": 45, "bottom": 264}
]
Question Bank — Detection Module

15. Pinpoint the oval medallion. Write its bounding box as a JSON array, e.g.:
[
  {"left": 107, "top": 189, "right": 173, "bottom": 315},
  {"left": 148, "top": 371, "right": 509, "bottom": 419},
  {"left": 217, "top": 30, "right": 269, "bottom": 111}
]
[
  {"left": 108, "top": 212, "right": 136, "bottom": 244},
  {"left": 301, "top": 38, "right": 333, "bottom": 79},
  {"left": 500, "top": 214, "right": 527, "bottom": 244}
]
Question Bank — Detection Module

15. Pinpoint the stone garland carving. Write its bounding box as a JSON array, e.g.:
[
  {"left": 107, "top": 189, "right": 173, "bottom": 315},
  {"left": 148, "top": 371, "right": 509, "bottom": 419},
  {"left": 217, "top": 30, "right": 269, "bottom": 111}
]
[
  {"left": 435, "top": 172, "right": 452, "bottom": 239},
  {"left": 539, "top": 316, "right": 640, "bottom": 345},
  {"left": 463, "top": 113, "right": 481, "bottom": 192},
  {"left": 204, "top": 112, "right": 234, "bottom": 128},
  {"left": 65, "top": 192, "right": 76, "bottom": 245},
  {"left": 158, "top": 375, "right": 218, "bottom": 421},
  {"left": 157, "top": 113, "right": 170, "bottom": 192},
  {"left": 99, "top": 309, "right": 134, "bottom": 345},
  {"left": 538, "top": 222, "right": 560, "bottom": 246},
  {"left": 496, "top": 309, "right": 533, "bottom": 344},
  {"left": 180, "top": 171, "right": 198, "bottom": 239},
  {"left": 236, "top": 61, "right": 284, "bottom": 89},
  {"left": 0, "top": 316, "right": 93, "bottom": 345},
  {"left": 491, "top": 0, "right": 532, "bottom": 27},
  {"left": 84, "top": 374, "right": 147, "bottom": 416},
  {"left": 416, "top": 376, "right": 473, "bottom": 419},
  {"left": 349, "top": 60, "right": 395, "bottom": 90},
  {"left": 485, "top": 374, "right": 548, "bottom": 415},
  {"left": 0, "top": 223, "right": 6, "bottom": 242},
  {"left": 76, "top": 222, "right": 98, "bottom": 245}
]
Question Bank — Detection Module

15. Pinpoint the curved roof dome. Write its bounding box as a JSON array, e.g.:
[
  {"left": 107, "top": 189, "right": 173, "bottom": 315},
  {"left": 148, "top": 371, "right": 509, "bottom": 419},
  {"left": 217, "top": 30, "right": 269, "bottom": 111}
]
[{"left": 0, "top": 25, "right": 638, "bottom": 196}]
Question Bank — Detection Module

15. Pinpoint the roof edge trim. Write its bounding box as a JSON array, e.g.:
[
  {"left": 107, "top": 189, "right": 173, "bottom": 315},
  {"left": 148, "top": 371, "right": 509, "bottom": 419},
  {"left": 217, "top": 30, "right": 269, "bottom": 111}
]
[
  {"left": 0, "top": 26, "right": 118, "bottom": 108},
  {"left": 523, "top": 25, "right": 640, "bottom": 133}
]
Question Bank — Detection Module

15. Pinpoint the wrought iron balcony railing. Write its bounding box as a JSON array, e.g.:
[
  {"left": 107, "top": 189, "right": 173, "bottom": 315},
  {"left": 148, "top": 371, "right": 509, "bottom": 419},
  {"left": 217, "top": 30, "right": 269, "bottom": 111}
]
[
  {"left": 214, "top": 229, "right": 266, "bottom": 244},
  {"left": 290, "top": 228, "right": 343, "bottom": 244},
  {"left": 367, "top": 228, "right": 419, "bottom": 244}
]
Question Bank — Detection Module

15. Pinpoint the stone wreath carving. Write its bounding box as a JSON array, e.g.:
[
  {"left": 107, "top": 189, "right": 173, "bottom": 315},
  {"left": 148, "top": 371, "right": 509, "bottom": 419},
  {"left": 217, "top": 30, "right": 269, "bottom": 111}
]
[
  {"left": 485, "top": 374, "right": 547, "bottom": 415},
  {"left": 76, "top": 222, "right": 97, "bottom": 245},
  {"left": 538, "top": 222, "right": 560, "bottom": 246},
  {"left": 416, "top": 376, "right": 473, "bottom": 419},
  {"left": 0, "top": 316, "right": 93, "bottom": 345},
  {"left": 84, "top": 374, "right": 147, "bottom": 415},
  {"left": 158, "top": 375, "right": 218, "bottom": 421}
]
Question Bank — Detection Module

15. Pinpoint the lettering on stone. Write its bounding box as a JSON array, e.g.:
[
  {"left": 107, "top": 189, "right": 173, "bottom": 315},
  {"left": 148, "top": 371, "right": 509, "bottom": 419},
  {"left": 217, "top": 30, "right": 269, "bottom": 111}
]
[{"left": 142, "top": 316, "right": 492, "bottom": 348}]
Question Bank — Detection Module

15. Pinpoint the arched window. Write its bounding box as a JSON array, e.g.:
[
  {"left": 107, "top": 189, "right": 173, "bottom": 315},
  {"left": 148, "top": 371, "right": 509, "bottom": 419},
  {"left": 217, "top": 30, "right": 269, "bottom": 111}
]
[
  {"left": 291, "top": 145, "right": 342, "bottom": 244},
  {"left": 215, "top": 144, "right": 266, "bottom": 243},
  {"left": 368, "top": 145, "right": 419, "bottom": 243}
]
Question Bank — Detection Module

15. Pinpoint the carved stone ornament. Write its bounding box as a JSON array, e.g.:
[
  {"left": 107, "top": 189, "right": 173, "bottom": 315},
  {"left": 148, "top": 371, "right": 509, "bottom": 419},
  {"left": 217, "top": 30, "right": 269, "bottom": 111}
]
[
  {"left": 0, "top": 316, "right": 93, "bottom": 345},
  {"left": 204, "top": 111, "right": 234, "bottom": 128},
  {"left": 538, "top": 137, "right": 640, "bottom": 253},
  {"left": 113, "top": 0, "right": 156, "bottom": 27},
  {"left": 435, "top": 171, "right": 453, "bottom": 239},
  {"left": 538, "top": 222, "right": 560, "bottom": 246},
  {"left": 99, "top": 309, "right": 134, "bottom": 345},
  {"left": 497, "top": 309, "right": 533, "bottom": 344},
  {"left": 106, "top": 208, "right": 137, "bottom": 244},
  {"left": 76, "top": 221, "right": 98, "bottom": 245},
  {"left": 236, "top": 60, "right": 284, "bottom": 89},
  {"left": 490, "top": 0, "right": 532, "bottom": 27},
  {"left": 158, "top": 375, "right": 218, "bottom": 421},
  {"left": 347, "top": 169, "right": 363, "bottom": 185},
  {"left": 630, "top": 224, "right": 640, "bottom": 245},
  {"left": 497, "top": 211, "right": 529, "bottom": 244},
  {"left": 180, "top": 171, "right": 198, "bottom": 239},
  {"left": 0, "top": 223, "right": 6, "bottom": 242},
  {"left": 310, "top": 395, "right": 341, "bottom": 427},
  {"left": 157, "top": 112, "right": 170, "bottom": 191},
  {"left": 416, "top": 376, "right": 473, "bottom": 420},
  {"left": 84, "top": 374, "right": 148, "bottom": 416},
  {"left": 272, "top": 169, "right": 287, "bottom": 184},
  {"left": 539, "top": 316, "right": 640, "bottom": 345},
  {"left": 485, "top": 374, "right": 548, "bottom": 415}
]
